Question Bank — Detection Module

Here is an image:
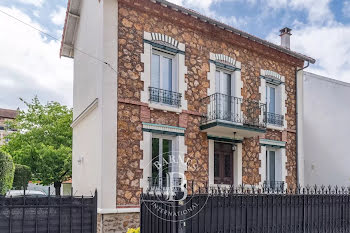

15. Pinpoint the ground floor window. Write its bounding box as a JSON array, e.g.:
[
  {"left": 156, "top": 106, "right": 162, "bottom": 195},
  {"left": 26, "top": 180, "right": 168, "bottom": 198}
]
[
  {"left": 151, "top": 135, "right": 174, "bottom": 188},
  {"left": 265, "top": 148, "right": 284, "bottom": 189},
  {"left": 214, "top": 142, "right": 233, "bottom": 185}
]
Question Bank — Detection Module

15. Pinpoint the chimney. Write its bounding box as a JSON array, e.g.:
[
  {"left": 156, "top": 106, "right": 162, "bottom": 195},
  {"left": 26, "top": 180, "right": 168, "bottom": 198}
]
[{"left": 279, "top": 27, "right": 292, "bottom": 50}]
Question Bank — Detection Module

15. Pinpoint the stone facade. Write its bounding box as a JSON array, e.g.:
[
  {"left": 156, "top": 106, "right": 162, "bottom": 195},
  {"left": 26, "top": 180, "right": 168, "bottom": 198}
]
[
  {"left": 116, "top": 0, "right": 303, "bottom": 215},
  {"left": 97, "top": 213, "right": 140, "bottom": 233}
]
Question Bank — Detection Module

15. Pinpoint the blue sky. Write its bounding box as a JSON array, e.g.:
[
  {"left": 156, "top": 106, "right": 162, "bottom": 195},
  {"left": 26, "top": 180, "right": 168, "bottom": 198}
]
[{"left": 0, "top": 0, "right": 350, "bottom": 109}]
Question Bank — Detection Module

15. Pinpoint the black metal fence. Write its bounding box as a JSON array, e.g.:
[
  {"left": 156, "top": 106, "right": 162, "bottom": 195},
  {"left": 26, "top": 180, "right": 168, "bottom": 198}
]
[
  {"left": 0, "top": 191, "right": 97, "bottom": 233},
  {"left": 201, "top": 93, "right": 267, "bottom": 128},
  {"left": 141, "top": 184, "right": 350, "bottom": 233}
]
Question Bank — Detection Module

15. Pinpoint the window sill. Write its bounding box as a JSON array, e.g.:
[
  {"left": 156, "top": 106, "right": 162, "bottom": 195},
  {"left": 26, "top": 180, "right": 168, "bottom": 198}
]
[{"left": 149, "top": 103, "right": 182, "bottom": 113}]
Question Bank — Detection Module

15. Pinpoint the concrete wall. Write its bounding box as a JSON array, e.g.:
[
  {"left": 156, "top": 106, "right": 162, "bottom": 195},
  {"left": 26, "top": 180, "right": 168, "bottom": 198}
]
[
  {"left": 72, "top": 0, "right": 118, "bottom": 210},
  {"left": 303, "top": 72, "right": 350, "bottom": 186}
]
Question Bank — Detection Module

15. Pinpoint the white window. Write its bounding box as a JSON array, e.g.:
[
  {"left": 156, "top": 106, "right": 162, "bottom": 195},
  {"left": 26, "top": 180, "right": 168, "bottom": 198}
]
[
  {"left": 266, "top": 84, "right": 276, "bottom": 114},
  {"left": 265, "top": 148, "right": 284, "bottom": 189},
  {"left": 215, "top": 69, "right": 235, "bottom": 121},
  {"left": 151, "top": 135, "right": 175, "bottom": 188},
  {"left": 150, "top": 49, "right": 180, "bottom": 107},
  {"left": 151, "top": 50, "right": 177, "bottom": 92}
]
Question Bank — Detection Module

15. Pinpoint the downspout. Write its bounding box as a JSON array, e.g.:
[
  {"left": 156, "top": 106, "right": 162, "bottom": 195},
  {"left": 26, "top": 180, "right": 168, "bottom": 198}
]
[{"left": 295, "top": 61, "right": 309, "bottom": 187}]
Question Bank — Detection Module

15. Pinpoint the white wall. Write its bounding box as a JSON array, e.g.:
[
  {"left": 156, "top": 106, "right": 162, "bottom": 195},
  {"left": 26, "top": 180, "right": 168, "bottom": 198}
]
[
  {"left": 303, "top": 72, "right": 350, "bottom": 186},
  {"left": 72, "top": 0, "right": 118, "bottom": 210}
]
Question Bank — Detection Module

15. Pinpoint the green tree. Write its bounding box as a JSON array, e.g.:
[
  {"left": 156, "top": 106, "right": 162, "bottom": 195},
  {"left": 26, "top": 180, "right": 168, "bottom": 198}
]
[
  {"left": 0, "top": 151, "right": 15, "bottom": 195},
  {"left": 12, "top": 164, "right": 32, "bottom": 190},
  {"left": 1, "top": 97, "right": 72, "bottom": 195}
]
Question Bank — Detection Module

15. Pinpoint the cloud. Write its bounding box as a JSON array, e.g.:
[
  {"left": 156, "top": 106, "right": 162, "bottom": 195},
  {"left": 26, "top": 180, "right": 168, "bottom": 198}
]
[
  {"left": 50, "top": 6, "right": 66, "bottom": 26},
  {"left": 167, "top": 0, "right": 248, "bottom": 28},
  {"left": 257, "top": 0, "right": 333, "bottom": 24},
  {"left": 267, "top": 24, "right": 350, "bottom": 83},
  {"left": 0, "top": 6, "right": 73, "bottom": 109},
  {"left": 168, "top": 0, "right": 219, "bottom": 11},
  {"left": 15, "top": 0, "right": 45, "bottom": 8},
  {"left": 343, "top": 1, "right": 350, "bottom": 18}
]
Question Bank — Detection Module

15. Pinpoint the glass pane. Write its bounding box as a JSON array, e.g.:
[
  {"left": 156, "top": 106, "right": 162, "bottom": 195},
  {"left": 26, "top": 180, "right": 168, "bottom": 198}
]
[
  {"left": 152, "top": 138, "right": 160, "bottom": 185},
  {"left": 151, "top": 54, "right": 160, "bottom": 88},
  {"left": 162, "top": 139, "right": 172, "bottom": 179},
  {"left": 162, "top": 57, "right": 172, "bottom": 91},
  {"left": 223, "top": 73, "right": 231, "bottom": 96},
  {"left": 269, "top": 151, "right": 276, "bottom": 182},
  {"left": 269, "top": 86, "right": 276, "bottom": 113},
  {"left": 224, "top": 154, "right": 231, "bottom": 178},
  {"left": 215, "top": 71, "right": 220, "bottom": 93},
  {"left": 214, "top": 154, "right": 220, "bottom": 178}
]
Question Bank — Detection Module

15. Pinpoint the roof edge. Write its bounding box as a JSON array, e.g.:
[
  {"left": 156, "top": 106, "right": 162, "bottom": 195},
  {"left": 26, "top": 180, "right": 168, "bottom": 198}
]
[{"left": 154, "top": 0, "right": 316, "bottom": 64}]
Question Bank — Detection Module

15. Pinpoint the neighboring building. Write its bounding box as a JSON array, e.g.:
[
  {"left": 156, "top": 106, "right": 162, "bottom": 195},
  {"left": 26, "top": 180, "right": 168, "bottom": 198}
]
[
  {"left": 0, "top": 108, "right": 17, "bottom": 145},
  {"left": 302, "top": 72, "right": 350, "bottom": 186},
  {"left": 60, "top": 0, "right": 315, "bottom": 231}
]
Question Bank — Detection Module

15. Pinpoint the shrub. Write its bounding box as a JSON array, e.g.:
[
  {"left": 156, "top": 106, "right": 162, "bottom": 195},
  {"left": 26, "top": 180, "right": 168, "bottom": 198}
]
[
  {"left": 0, "top": 151, "right": 15, "bottom": 195},
  {"left": 12, "top": 164, "right": 31, "bottom": 190},
  {"left": 127, "top": 227, "right": 140, "bottom": 233}
]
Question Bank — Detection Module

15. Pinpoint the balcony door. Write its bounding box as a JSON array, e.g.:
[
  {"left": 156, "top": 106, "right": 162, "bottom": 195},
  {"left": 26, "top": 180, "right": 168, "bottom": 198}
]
[{"left": 215, "top": 70, "right": 234, "bottom": 121}]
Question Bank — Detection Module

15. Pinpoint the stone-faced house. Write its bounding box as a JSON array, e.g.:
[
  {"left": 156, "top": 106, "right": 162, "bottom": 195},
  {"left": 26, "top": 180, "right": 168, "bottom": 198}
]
[
  {"left": 60, "top": 0, "right": 315, "bottom": 231},
  {"left": 0, "top": 108, "right": 17, "bottom": 145}
]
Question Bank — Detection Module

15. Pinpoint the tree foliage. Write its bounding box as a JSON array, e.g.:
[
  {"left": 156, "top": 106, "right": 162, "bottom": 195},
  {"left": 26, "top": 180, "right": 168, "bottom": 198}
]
[
  {"left": 13, "top": 164, "right": 32, "bottom": 190},
  {"left": 0, "top": 151, "right": 15, "bottom": 195},
  {"left": 1, "top": 97, "right": 72, "bottom": 194}
]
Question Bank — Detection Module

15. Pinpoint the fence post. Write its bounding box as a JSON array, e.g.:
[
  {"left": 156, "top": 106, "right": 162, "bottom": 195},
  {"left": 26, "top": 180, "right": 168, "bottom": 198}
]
[{"left": 93, "top": 190, "right": 98, "bottom": 233}]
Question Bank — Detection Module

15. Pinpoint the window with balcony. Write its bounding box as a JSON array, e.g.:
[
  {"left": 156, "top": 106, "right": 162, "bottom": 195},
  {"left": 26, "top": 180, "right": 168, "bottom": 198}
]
[
  {"left": 215, "top": 69, "right": 234, "bottom": 121},
  {"left": 260, "top": 70, "right": 286, "bottom": 129},
  {"left": 150, "top": 50, "right": 181, "bottom": 107},
  {"left": 141, "top": 32, "right": 187, "bottom": 111}
]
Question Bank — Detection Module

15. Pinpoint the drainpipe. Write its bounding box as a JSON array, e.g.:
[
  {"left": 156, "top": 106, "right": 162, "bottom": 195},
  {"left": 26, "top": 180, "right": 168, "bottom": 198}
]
[{"left": 295, "top": 61, "right": 309, "bottom": 187}]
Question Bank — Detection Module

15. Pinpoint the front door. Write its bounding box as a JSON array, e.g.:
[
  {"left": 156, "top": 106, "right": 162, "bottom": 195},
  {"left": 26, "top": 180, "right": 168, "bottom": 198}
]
[{"left": 214, "top": 142, "right": 233, "bottom": 185}]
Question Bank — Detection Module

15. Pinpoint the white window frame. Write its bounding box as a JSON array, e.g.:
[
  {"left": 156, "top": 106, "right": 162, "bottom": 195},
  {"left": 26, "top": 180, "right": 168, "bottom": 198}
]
[
  {"left": 151, "top": 134, "right": 176, "bottom": 181},
  {"left": 265, "top": 148, "right": 278, "bottom": 182},
  {"left": 215, "top": 68, "right": 235, "bottom": 97},
  {"left": 259, "top": 142, "right": 287, "bottom": 188},
  {"left": 141, "top": 32, "right": 188, "bottom": 113},
  {"left": 140, "top": 123, "right": 187, "bottom": 193},
  {"left": 266, "top": 83, "right": 277, "bottom": 114},
  {"left": 259, "top": 69, "right": 287, "bottom": 130},
  {"left": 151, "top": 49, "right": 178, "bottom": 93}
]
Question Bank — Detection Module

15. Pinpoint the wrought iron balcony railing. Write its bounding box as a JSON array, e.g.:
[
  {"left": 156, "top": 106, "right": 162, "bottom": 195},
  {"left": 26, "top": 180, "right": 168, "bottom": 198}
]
[
  {"left": 263, "top": 181, "right": 285, "bottom": 191},
  {"left": 266, "top": 112, "right": 284, "bottom": 127},
  {"left": 149, "top": 87, "right": 182, "bottom": 107},
  {"left": 147, "top": 177, "right": 183, "bottom": 192},
  {"left": 201, "top": 93, "right": 267, "bottom": 128}
]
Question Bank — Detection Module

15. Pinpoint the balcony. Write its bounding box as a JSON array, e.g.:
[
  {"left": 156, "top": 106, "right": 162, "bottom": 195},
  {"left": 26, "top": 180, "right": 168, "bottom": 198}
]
[
  {"left": 149, "top": 87, "right": 182, "bottom": 108},
  {"left": 267, "top": 112, "right": 284, "bottom": 127},
  {"left": 200, "top": 93, "right": 267, "bottom": 138}
]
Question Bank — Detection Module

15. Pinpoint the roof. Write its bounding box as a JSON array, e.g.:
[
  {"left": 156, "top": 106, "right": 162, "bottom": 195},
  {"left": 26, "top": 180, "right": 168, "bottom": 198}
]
[
  {"left": 60, "top": 0, "right": 81, "bottom": 58},
  {"left": 60, "top": 0, "right": 316, "bottom": 64},
  {"left": 0, "top": 108, "right": 18, "bottom": 119}
]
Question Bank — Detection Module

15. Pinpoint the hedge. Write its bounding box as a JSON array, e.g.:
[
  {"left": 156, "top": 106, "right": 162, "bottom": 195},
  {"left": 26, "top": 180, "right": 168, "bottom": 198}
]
[
  {"left": 13, "top": 164, "right": 32, "bottom": 190},
  {"left": 0, "top": 151, "right": 15, "bottom": 195}
]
